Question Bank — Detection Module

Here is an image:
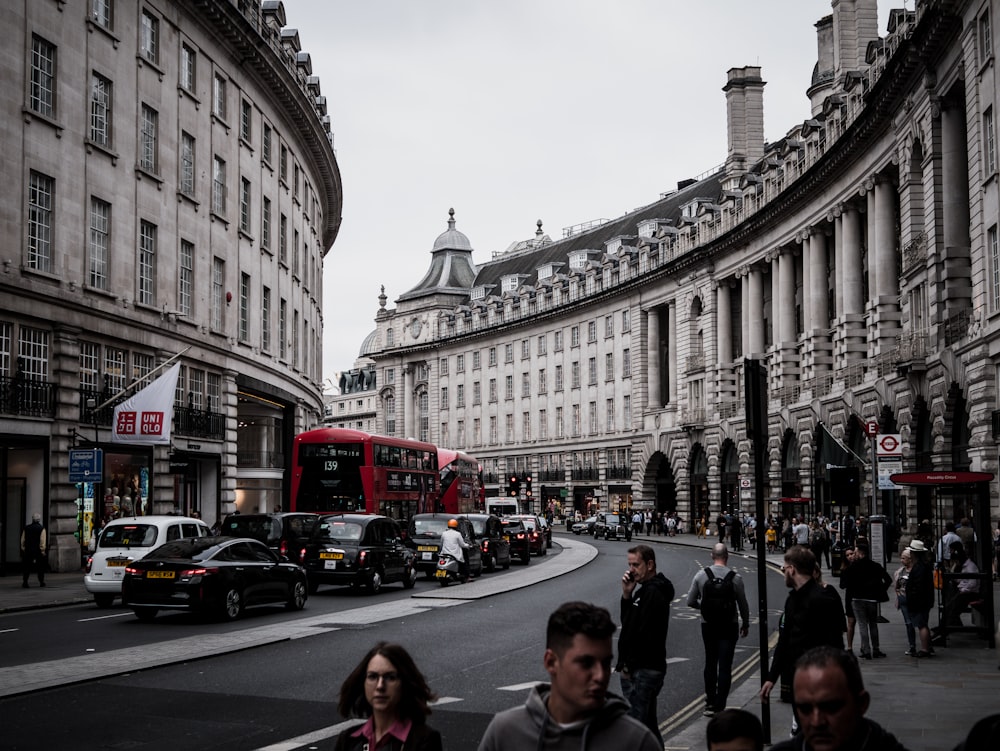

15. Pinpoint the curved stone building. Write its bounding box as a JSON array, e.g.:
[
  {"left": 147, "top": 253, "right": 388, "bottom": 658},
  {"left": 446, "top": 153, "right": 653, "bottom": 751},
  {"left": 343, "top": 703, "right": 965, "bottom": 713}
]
[
  {"left": 365, "top": 1, "right": 1000, "bottom": 543},
  {"left": 1, "top": 0, "right": 342, "bottom": 571}
]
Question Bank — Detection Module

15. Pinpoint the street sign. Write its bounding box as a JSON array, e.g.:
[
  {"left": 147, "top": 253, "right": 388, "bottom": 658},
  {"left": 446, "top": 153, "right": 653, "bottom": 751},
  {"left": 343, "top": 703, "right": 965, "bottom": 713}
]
[
  {"left": 864, "top": 420, "right": 879, "bottom": 437},
  {"left": 69, "top": 448, "right": 103, "bottom": 483},
  {"left": 876, "top": 433, "right": 902, "bottom": 457}
]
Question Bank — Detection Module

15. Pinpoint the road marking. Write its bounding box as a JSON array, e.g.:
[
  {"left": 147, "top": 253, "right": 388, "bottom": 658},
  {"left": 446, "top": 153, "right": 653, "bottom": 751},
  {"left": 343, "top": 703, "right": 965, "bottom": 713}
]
[
  {"left": 0, "top": 628, "right": 18, "bottom": 634},
  {"left": 252, "top": 720, "right": 357, "bottom": 751},
  {"left": 498, "top": 681, "right": 540, "bottom": 691},
  {"left": 666, "top": 657, "right": 690, "bottom": 665},
  {"left": 78, "top": 612, "right": 133, "bottom": 622},
  {"left": 431, "top": 696, "right": 463, "bottom": 705}
]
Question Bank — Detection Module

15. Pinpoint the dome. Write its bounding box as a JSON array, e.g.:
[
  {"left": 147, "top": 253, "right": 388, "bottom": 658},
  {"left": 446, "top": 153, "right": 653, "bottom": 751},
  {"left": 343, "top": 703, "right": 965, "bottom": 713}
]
[
  {"left": 358, "top": 329, "right": 379, "bottom": 357},
  {"left": 433, "top": 208, "right": 473, "bottom": 251}
]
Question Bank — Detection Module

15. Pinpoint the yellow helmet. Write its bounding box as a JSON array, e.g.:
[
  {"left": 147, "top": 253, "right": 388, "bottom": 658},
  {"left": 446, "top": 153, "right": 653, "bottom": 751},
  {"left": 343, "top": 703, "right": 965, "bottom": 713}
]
[{"left": 447, "top": 519, "right": 459, "bottom": 528}]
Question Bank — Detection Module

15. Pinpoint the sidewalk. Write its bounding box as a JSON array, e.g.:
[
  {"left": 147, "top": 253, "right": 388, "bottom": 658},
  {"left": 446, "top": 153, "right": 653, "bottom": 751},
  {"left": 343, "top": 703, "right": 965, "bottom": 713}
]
[{"left": 2, "top": 535, "right": 998, "bottom": 750}]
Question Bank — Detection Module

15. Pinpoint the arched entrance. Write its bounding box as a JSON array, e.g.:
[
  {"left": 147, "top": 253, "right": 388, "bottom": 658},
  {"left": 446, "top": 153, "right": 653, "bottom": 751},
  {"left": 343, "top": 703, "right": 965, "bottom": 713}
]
[
  {"left": 720, "top": 440, "right": 738, "bottom": 517},
  {"left": 689, "top": 444, "right": 708, "bottom": 520},
  {"left": 643, "top": 451, "right": 677, "bottom": 515}
]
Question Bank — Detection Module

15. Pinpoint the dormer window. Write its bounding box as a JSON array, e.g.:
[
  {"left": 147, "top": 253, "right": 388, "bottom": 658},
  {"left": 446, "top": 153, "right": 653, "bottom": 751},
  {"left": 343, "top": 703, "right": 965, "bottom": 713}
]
[
  {"left": 569, "top": 251, "right": 589, "bottom": 271},
  {"left": 471, "top": 286, "right": 486, "bottom": 301},
  {"left": 637, "top": 220, "right": 659, "bottom": 239},
  {"left": 538, "top": 262, "right": 562, "bottom": 281},
  {"left": 501, "top": 274, "right": 522, "bottom": 293},
  {"left": 681, "top": 202, "right": 698, "bottom": 219}
]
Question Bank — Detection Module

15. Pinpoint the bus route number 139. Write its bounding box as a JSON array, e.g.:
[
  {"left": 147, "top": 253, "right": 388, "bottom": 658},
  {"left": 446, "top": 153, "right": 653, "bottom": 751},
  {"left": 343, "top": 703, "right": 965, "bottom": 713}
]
[{"left": 324, "top": 460, "right": 338, "bottom": 472}]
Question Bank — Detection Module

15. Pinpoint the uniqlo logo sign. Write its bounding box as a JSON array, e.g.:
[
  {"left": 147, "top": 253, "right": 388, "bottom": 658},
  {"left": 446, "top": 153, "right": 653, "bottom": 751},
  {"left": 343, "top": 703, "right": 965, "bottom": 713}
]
[
  {"left": 116, "top": 411, "right": 137, "bottom": 435},
  {"left": 141, "top": 412, "right": 165, "bottom": 436}
]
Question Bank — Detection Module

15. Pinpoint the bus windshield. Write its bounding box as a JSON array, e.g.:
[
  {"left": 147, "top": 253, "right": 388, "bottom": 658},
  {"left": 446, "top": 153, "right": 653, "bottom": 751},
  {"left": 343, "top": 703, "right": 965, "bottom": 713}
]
[{"left": 295, "top": 442, "right": 366, "bottom": 513}]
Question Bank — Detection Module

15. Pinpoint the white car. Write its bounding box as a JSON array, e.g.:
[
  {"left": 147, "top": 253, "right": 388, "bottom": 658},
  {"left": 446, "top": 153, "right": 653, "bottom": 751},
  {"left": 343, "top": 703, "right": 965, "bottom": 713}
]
[{"left": 84, "top": 515, "right": 210, "bottom": 607}]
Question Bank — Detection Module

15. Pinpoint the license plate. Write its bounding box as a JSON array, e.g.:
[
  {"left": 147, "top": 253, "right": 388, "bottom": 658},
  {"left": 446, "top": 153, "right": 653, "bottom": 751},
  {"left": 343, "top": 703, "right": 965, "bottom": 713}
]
[
  {"left": 435, "top": 569, "right": 448, "bottom": 578},
  {"left": 417, "top": 546, "right": 436, "bottom": 552},
  {"left": 106, "top": 559, "right": 128, "bottom": 567},
  {"left": 324, "top": 560, "right": 338, "bottom": 570},
  {"left": 503, "top": 535, "right": 510, "bottom": 541},
  {"left": 421, "top": 552, "right": 433, "bottom": 560},
  {"left": 146, "top": 571, "right": 175, "bottom": 579},
  {"left": 319, "top": 552, "right": 343, "bottom": 560}
]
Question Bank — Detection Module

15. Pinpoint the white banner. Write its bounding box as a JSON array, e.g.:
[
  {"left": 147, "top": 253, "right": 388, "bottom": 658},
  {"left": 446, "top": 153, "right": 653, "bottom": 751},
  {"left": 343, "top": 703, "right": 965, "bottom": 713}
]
[{"left": 111, "top": 363, "right": 181, "bottom": 445}]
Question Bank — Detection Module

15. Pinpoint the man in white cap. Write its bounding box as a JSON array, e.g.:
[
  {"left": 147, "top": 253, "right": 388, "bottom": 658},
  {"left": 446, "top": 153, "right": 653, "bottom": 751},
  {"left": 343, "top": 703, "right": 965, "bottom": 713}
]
[{"left": 903, "top": 539, "right": 935, "bottom": 657}]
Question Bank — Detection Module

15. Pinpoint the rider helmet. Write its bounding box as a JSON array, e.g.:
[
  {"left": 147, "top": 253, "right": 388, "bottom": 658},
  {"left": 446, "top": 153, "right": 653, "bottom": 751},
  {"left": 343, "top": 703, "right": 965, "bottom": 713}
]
[{"left": 447, "top": 519, "right": 459, "bottom": 528}]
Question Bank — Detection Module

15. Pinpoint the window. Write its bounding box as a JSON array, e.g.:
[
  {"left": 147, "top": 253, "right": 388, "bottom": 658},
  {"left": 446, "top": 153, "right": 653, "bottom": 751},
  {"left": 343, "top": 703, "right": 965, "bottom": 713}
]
[
  {"left": 27, "top": 171, "right": 54, "bottom": 272},
  {"left": 180, "top": 43, "right": 196, "bottom": 92},
  {"left": 213, "top": 74, "right": 227, "bottom": 119},
  {"left": 212, "top": 257, "right": 224, "bottom": 330},
  {"left": 440, "top": 357, "right": 448, "bottom": 376},
  {"left": 139, "top": 104, "right": 158, "bottom": 172},
  {"left": 521, "top": 339, "right": 530, "bottom": 359},
  {"left": 89, "top": 73, "right": 112, "bottom": 147},
  {"left": 605, "top": 315, "right": 614, "bottom": 338},
  {"left": 240, "top": 177, "right": 252, "bottom": 233},
  {"left": 991, "top": 225, "right": 1000, "bottom": 311},
  {"left": 179, "top": 240, "right": 193, "bottom": 316},
  {"left": 589, "top": 401, "right": 598, "bottom": 434},
  {"left": 489, "top": 416, "right": 498, "bottom": 444},
  {"left": 138, "top": 220, "right": 156, "bottom": 305},
  {"left": 262, "top": 197, "right": 271, "bottom": 250},
  {"left": 573, "top": 405, "right": 581, "bottom": 436},
  {"left": 521, "top": 372, "right": 530, "bottom": 397},
  {"left": 538, "top": 368, "right": 547, "bottom": 393},
  {"left": 440, "top": 386, "right": 449, "bottom": 407},
  {"left": 261, "top": 286, "right": 271, "bottom": 351},
  {"left": 212, "top": 156, "right": 226, "bottom": 214},
  {"left": 980, "top": 8, "right": 993, "bottom": 66},
  {"left": 139, "top": 10, "right": 158, "bottom": 64},
  {"left": 554, "top": 330, "right": 563, "bottom": 351},
  {"left": 571, "top": 326, "right": 580, "bottom": 347},
  {"left": 457, "top": 420, "right": 465, "bottom": 444},
  {"left": 475, "top": 417, "right": 483, "bottom": 445},
  {"left": 473, "top": 350, "right": 481, "bottom": 370},
  {"left": 239, "top": 272, "right": 250, "bottom": 342},
  {"left": 606, "top": 398, "right": 615, "bottom": 432},
  {"left": 623, "top": 395, "right": 631, "bottom": 427},
  {"left": 89, "top": 197, "right": 110, "bottom": 290},
  {"left": 622, "top": 349, "right": 631, "bottom": 378},
  {"left": 262, "top": 124, "right": 272, "bottom": 164},
  {"left": 279, "top": 298, "right": 287, "bottom": 358},
  {"left": 556, "top": 406, "right": 564, "bottom": 438},
  {"left": 622, "top": 309, "right": 631, "bottom": 332},
  {"left": 504, "top": 343, "right": 513, "bottom": 363},
  {"left": 240, "top": 99, "right": 253, "bottom": 143},
  {"left": 505, "top": 375, "right": 513, "bottom": 400},
  {"left": 456, "top": 354, "right": 465, "bottom": 372},
  {"left": 539, "top": 409, "right": 547, "bottom": 440},
  {"left": 92, "top": 0, "right": 113, "bottom": 29},
  {"left": 279, "top": 144, "right": 288, "bottom": 183},
  {"left": 522, "top": 411, "right": 531, "bottom": 441},
  {"left": 79, "top": 341, "right": 99, "bottom": 390},
  {"left": 588, "top": 321, "right": 597, "bottom": 342},
  {"left": 473, "top": 381, "right": 482, "bottom": 405},
  {"left": 555, "top": 364, "right": 563, "bottom": 391},
  {"left": 537, "top": 335, "right": 547, "bottom": 356},
  {"left": 456, "top": 384, "right": 465, "bottom": 408},
  {"left": 293, "top": 164, "right": 301, "bottom": 200},
  {"left": 985, "top": 107, "right": 996, "bottom": 174},
  {"left": 605, "top": 353, "right": 614, "bottom": 381},
  {"left": 30, "top": 35, "right": 56, "bottom": 118},
  {"left": 505, "top": 414, "right": 514, "bottom": 443},
  {"left": 180, "top": 132, "right": 195, "bottom": 195},
  {"left": 279, "top": 213, "right": 287, "bottom": 264},
  {"left": 588, "top": 357, "right": 597, "bottom": 385},
  {"left": 488, "top": 347, "right": 497, "bottom": 367},
  {"left": 385, "top": 396, "right": 395, "bottom": 436},
  {"left": 487, "top": 379, "right": 496, "bottom": 403}
]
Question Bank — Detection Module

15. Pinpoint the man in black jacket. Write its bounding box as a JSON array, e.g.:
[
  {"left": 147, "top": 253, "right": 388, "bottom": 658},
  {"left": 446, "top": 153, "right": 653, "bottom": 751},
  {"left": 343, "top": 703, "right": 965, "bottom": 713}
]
[
  {"left": 770, "top": 646, "right": 911, "bottom": 751},
  {"left": 20, "top": 513, "right": 47, "bottom": 588},
  {"left": 760, "top": 546, "right": 845, "bottom": 708},
  {"left": 839, "top": 543, "right": 893, "bottom": 658},
  {"left": 617, "top": 544, "right": 675, "bottom": 746}
]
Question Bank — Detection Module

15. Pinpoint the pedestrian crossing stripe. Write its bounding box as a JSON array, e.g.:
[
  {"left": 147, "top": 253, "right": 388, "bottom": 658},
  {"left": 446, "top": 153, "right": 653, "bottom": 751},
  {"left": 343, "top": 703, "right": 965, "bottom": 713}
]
[
  {"left": 499, "top": 681, "right": 541, "bottom": 691},
  {"left": 431, "top": 696, "right": 463, "bottom": 705}
]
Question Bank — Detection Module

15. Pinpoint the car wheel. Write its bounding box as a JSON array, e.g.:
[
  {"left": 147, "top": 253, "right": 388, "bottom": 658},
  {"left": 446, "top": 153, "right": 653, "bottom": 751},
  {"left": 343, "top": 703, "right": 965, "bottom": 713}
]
[
  {"left": 307, "top": 577, "right": 320, "bottom": 595},
  {"left": 523, "top": 554, "right": 531, "bottom": 566},
  {"left": 132, "top": 607, "right": 157, "bottom": 621},
  {"left": 286, "top": 580, "right": 307, "bottom": 611},
  {"left": 220, "top": 587, "right": 244, "bottom": 621},
  {"left": 540, "top": 544, "right": 547, "bottom": 556},
  {"left": 367, "top": 569, "right": 383, "bottom": 594},
  {"left": 485, "top": 553, "right": 495, "bottom": 573},
  {"left": 502, "top": 555, "right": 511, "bottom": 570},
  {"left": 402, "top": 565, "right": 417, "bottom": 589},
  {"left": 605, "top": 530, "right": 611, "bottom": 540},
  {"left": 94, "top": 593, "right": 115, "bottom": 609}
]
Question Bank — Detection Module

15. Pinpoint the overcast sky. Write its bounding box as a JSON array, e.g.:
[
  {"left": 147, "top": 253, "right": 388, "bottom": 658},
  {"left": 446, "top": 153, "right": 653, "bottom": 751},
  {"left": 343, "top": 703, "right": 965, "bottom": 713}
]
[{"left": 290, "top": 1, "right": 891, "bottom": 385}]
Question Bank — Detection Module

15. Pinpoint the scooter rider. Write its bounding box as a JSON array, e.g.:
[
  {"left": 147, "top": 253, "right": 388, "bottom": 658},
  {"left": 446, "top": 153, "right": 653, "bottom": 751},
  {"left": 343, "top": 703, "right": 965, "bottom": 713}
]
[{"left": 441, "top": 518, "right": 472, "bottom": 583}]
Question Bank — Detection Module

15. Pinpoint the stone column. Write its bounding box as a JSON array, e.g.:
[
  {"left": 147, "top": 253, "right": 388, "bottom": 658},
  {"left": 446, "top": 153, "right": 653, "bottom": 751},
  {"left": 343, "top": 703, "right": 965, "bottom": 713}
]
[
  {"left": 809, "top": 227, "right": 829, "bottom": 329},
  {"left": 869, "top": 176, "right": 902, "bottom": 352},
  {"left": 800, "top": 233, "right": 812, "bottom": 332},
  {"left": 834, "top": 202, "right": 868, "bottom": 371},
  {"left": 647, "top": 307, "right": 661, "bottom": 408},
  {"left": 778, "top": 250, "right": 797, "bottom": 345},
  {"left": 667, "top": 301, "right": 678, "bottom": 405},
  {"left": 748, "top": 267, "right": 765, "bottom": 356},
  {"left": 403, "top": 365, "right": 413, "bottom": 437},
  {"left": 832, "top": 208, "right": 844, "bottom": 317},
  {"left": 741, "top": 273, "right": 750, "bottom": 353},
  {"left": 716, "top": 281, "right": 731, "bottom": 365},
  {"left": 940, "top": 101, "right": 973, "bottom": 319}
]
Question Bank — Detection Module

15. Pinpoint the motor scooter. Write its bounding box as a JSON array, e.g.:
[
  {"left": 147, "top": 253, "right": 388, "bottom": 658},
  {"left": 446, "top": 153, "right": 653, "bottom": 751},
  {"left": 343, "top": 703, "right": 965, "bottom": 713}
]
[{"left": 435, "top": 554, "right": 461, "bottom": 586}]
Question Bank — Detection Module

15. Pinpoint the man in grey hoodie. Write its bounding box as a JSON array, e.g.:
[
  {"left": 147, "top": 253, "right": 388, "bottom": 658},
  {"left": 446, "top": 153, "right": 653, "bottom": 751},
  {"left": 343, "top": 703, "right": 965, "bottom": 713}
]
[{"left": 477, "top": 601, "right": 660, "bottom": 751}]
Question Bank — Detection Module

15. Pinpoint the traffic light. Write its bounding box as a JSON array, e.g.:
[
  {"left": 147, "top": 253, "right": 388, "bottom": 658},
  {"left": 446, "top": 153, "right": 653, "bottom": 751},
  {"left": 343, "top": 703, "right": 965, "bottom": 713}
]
[
  {"left": 508, "top": 473, "right": 520, "bottom": 497},
  {"left": 524, "top": 473, "right": 533, "bottom": 499}
]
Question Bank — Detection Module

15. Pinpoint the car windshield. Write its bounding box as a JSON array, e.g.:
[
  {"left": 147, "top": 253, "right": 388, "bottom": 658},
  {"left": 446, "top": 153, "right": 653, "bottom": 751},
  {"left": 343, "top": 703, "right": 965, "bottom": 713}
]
[
  {"left": 147, "top": 538, "right": 219, "bottom": 560},
  {"left": 222, "top": 516, "right": 276, "bottom": 541},
  {"left": 519, "top": 517, "right": 538, "bottom": 530},
  {"left": 468, "top": 518, "right": 487, "bottom": 536},
  {"left": 316, "top": 520, "right": 363, "bottom": 542},
  {"left": 99, "top": 524, "right": 158, "bottom": 549},
  {"left": 606, "top": 514, "right": 621, "bottom": 524},
  {"left": 502, "top": 520, "right": 525, "bottom": 533},
  {"left": 411, "top": 519, "right": 450, "bottom": 538}
]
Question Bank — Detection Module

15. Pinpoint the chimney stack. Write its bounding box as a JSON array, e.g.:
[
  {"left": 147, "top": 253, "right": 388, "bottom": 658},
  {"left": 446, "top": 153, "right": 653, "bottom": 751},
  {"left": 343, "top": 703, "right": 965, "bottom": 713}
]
[
  {"left": 833, "top": 0, "right": 879, "bottom": 77},
  {"left": 724, "top": 66, "right": 766, "bottom": 181}
]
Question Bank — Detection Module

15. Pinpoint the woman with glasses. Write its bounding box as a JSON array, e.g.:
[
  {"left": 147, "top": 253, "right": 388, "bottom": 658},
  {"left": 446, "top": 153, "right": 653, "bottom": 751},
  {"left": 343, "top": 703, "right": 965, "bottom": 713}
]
[{"left": 335, "top": 642, "right": 443, "bottom": 750}]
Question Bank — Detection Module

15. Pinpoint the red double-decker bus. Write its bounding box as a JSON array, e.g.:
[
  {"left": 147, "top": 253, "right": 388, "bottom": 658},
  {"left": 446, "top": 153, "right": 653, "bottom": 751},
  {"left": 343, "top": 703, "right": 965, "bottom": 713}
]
[
  {"left": 291, "top": 428, "right": 438, "bottom": 520},
  {"left": 437, "top": 448, "right": 483, "bottom": 514}
]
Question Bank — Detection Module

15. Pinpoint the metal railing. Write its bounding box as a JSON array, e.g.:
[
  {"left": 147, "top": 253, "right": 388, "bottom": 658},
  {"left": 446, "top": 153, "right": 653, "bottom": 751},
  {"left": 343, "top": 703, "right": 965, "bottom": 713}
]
[
  {"left": 1, "top": 376, "right": 56, "bottom": 417},
  {"left": 174, "top": 406, "right": 225, "bottom": 439}
]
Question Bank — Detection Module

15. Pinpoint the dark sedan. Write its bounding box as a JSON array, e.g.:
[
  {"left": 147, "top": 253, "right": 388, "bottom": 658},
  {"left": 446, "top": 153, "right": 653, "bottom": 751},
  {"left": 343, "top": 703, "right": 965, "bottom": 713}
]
[
  {"left": 466, "top": 513, "right": 511, "bottom": 572},
  {"left": 501, "top": 518, "right": 531, "bottom": 565},
  {"left": 121, "top": 537, "right": 308, "bottom": 622},
  {"left": 300, "top": 514, "right": 416, "bottom": 594},
  {"left": 510, "top": 514, "right": 547, "bottom": 556}
]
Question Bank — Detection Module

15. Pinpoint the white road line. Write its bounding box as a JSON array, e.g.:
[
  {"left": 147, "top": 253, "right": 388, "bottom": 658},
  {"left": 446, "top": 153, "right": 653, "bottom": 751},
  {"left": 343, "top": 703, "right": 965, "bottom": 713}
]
[
  {"left": 77, "top": 612, "right": 134, "bottom": 622},
  {"left": 0, "top": 628, "right": 18, "bottom": 634},
  {"left": 666, "top": 657, "right": 690, "bottom": 665},
  {"left": 498, "top": 681, "right": 541, "bottom": 691},
  {"left": 431, "top": 696, "right": 463, "bottom": 705},
  {"left": 252, "top": 720, "right": 358, "bottom": 751}
]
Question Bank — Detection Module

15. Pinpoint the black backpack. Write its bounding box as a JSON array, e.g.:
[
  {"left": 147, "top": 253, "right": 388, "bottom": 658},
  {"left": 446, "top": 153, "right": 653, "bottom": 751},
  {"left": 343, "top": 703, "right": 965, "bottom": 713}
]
[{"left": 700, "top": 568, "right": 737, "bottom": 626}]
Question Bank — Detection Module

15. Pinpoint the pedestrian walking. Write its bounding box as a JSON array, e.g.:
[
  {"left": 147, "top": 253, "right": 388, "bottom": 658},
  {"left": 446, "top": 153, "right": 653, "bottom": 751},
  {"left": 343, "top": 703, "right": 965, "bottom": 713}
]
[
  {"left": 839, "top": 543, "right": 892, "bottom": 659},
  {"left": 478, "top": 601, "right": 660, "bottom": 751},
  {"left": 616, "top": 544, "right": 675, "bottom": 745},
  {"left": 893, "top": 547, "right": 917, "bottom": 656},
  {"left": 686, "top": 543, "right": 750, "bottom": 716},
  {"left": 335, "top": 641, "right": 442, "bottom": 751},
  {"left": 20, "top": 513, "right": 47, "bottom": 588},
  {"left": 904, "top": 539, "right": 935, "bottom": 657}
]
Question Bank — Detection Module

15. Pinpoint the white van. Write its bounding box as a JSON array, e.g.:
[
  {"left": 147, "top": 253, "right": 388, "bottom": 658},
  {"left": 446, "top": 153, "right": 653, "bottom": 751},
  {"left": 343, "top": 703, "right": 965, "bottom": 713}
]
[{"left": 84, "top": 515, "right": 210, "bottom": 607}]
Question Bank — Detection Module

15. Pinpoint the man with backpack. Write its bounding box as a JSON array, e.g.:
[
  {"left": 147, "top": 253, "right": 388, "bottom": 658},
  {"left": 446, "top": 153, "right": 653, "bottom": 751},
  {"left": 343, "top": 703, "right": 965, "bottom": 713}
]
[{"left": 686, "top": 543, "right": 750, "bottom": 717}]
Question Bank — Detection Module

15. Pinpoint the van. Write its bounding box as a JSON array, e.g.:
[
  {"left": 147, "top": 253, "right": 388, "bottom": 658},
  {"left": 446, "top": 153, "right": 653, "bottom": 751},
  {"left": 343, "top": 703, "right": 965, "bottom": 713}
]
[{"left": 84, "top": 515, "right": 210, "bottom": 607}]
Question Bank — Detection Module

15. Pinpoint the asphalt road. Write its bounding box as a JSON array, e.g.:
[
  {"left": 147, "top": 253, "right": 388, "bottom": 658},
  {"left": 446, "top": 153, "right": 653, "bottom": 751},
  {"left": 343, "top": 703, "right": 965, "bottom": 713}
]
[{"left": 0, "top": 534, "right": 786, "bottom": 750}]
